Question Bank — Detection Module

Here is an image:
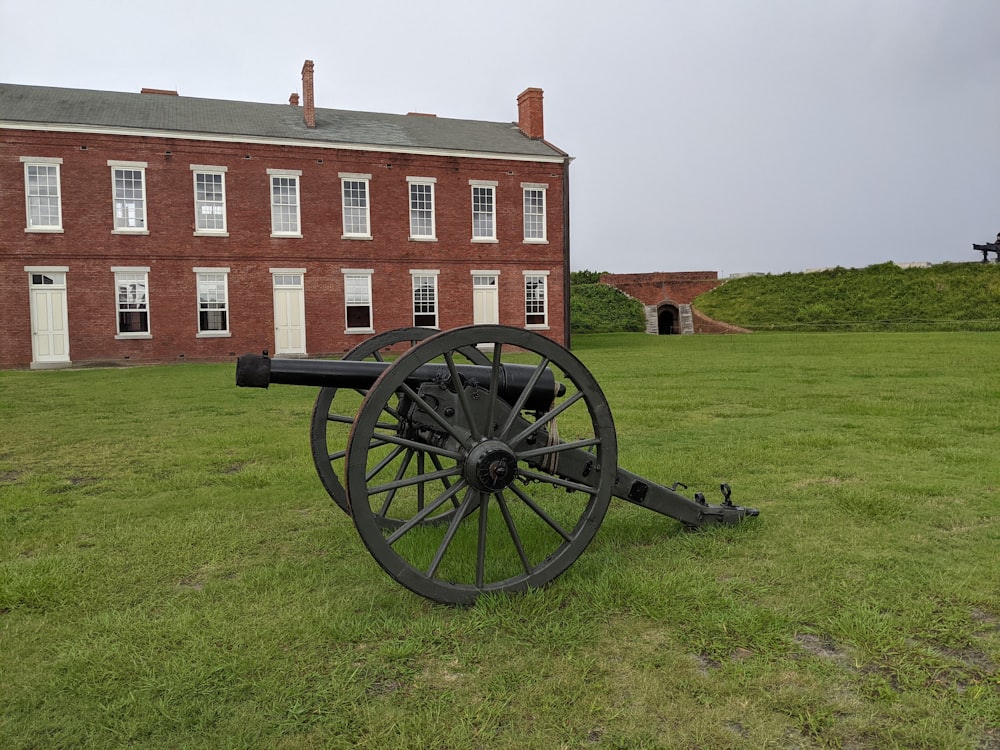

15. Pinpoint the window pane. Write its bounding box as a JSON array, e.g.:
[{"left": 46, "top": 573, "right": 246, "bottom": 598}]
[
  {"left": 524, "top": 188, "right": 546, "bottom": 240},
  {"left": 342, "top": 180, "right": 369, "bottom": 235},
  {"left": 412, "top": 275, "right": 437, "bottom": 327},
  {"left": 116, "top": 271, "right": 150, "bottom": 333},
  {"left": 346, "top": 306, "right": 371, "bottom": 328},
  {"left": 345, "top": 273, "right": 372, "bottom": 329},
  {"left": 113, "top": 168, "right": 146, "bottom": 229},
  {"left": 271, "top": 177, "right": 299, "bottom": 233},
  {"left": 472, "top": 186, "right": 495, "bottom": 239},
  {"left": 195, "top": 173, "right": 226, "bottom": 231},
  {"left": 525, "top": 275, "right": 547, "bottom": 326},
  {"left": 197, "top": 272, "right": 229, "bottom": 332},
  {"left": 26, "top": 164, "right": 61, "bottom": 228},
  {"left": 409, "top": 183, "right": 434, "bottom": 237}
]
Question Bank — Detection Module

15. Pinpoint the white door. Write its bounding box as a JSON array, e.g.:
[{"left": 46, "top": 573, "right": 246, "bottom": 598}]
[
  {"left": 29, "top": 271, "right": 70, "bottom": 366},
  {"left": 272, "top": 272, "right": 306, "bottom": 355},
  {"left": 472, "top": 273, "right": 499, "bottom": 325}
]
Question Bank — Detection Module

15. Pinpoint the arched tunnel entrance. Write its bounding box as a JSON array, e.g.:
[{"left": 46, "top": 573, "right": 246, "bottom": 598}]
[{"left": 657, "top": 304, "right": 679, "bottom": 335}]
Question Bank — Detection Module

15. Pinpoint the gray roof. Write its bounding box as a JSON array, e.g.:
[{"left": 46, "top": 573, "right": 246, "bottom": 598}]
[{"left": 0, "top": 83, "right": 567, "bottom": 160}]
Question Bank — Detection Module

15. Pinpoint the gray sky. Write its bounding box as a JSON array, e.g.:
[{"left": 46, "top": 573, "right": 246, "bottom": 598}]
[{"left": 3, "top": 0, "right": 999, "bottom": 275}]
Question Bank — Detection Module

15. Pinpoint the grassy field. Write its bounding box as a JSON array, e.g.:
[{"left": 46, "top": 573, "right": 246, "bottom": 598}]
[
  {"left": 694, "top": 263, "right": 1000, "bottom": 332},
  {"left": 2, "top": 332, "right": 998, "bottom": 749}
]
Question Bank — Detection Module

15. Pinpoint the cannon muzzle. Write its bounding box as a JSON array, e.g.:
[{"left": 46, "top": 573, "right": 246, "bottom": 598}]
[{"left": 236, "top": 352, "right": 564, "bottom": 411}]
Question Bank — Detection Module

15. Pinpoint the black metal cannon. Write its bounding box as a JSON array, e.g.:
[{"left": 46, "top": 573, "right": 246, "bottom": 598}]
[{"left": 236, "top": 325, "right": 758, "bottom": 604}]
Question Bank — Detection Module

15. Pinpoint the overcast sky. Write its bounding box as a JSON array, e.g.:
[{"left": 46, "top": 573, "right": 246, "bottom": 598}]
[{"left": 3, "top": 0, "right": 999, "bottom": 275}]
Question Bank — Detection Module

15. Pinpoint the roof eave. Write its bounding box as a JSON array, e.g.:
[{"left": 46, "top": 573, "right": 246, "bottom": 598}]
[{"left": 0, "top": 120, "right": 570, "bottom": 163}]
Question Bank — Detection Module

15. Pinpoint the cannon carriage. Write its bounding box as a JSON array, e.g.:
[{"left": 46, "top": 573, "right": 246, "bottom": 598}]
[{"left": 237, "top": 325, "right": 758, "bottom": 604}]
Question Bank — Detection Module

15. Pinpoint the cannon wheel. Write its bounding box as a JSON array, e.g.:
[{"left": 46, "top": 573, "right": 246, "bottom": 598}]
[
  {"left": 309, "top": 327, "right": 490, "bottom": 519},
  {"left": 344, "top": 325, "right": 618, "bottom": 605}
]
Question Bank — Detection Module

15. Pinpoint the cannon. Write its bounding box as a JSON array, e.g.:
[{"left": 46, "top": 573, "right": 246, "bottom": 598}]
[{"left": 236, "top": 325, "right": 758, "bottom": 604}]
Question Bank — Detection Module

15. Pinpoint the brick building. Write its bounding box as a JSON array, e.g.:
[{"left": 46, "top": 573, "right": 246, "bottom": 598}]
[{"left": 0, "top": 61, "right": 571, "bottom": 369}]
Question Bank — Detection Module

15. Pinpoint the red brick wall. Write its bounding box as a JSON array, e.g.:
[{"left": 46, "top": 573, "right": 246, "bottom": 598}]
[
  {"left": 1, "top": 128, "right": 568, "bottom": 368},
  {"left": 598, "top": 271, "right": 722, "bottom": 306}
]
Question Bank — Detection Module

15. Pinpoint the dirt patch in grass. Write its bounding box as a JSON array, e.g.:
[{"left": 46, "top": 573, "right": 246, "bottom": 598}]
[
  {"left": 972, "top": 607, "right": 1000, "bottom": 632},
  {"left": 794, "top": 633, "right": 854, "bottom": 667},
  {"left": 936, "top": 645, "right": 997, "bottom": 673}
]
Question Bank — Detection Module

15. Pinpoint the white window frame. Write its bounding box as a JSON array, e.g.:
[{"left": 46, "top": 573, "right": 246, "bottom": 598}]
[
  {"left": 343, "top": 268, "right": 374, "bottom": 334},
  {"left": 109, "top": 161, "right": 149, "bottom": 234},
  {"left": 410, "top": 270, "right": 440, "bottom": 328},
  {"left": 21, "top": 156, "right": 64, "bottom": 233},
  {"left": 524, "top": 270, "right": 550, "bottom": 330},
  {"left": 191, "top": 165, "right": 228, "bottom": 236},
  {"left": 406, "top": 177, "right": 437, "bottom": 241},
  {"left": 194, "top": 267, "right": 231, "bottom": 337},
  {"left": 470, "top": 180, "right": 498, "bottom": 242},
  {"left": 112, "top": 266, "right": 152, "bottom": 339},
  {"left": 268, "top": 169, "right": 302, "bottom": 237},
  {"left": 340, "top": 173, "right": 372, "bottom": 239},
  {"left": 522, "top": 183, "right": 548, "bottom": 243}
]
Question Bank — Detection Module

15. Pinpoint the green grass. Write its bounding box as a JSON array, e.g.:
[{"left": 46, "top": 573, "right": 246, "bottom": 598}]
[
  {"left": 571, "top": 282, "right": 646, "bottom": 334},
  {"left": 2, "top": 333, "right": 999, "bottom": 749},
  {"left": 694, "top": 262, "right": 1000, "bottom": 332}
]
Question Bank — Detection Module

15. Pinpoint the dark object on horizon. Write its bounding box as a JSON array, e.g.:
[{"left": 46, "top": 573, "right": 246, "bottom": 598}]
[{"left": 972, "top": 235, "right": 1000, "bottom": 263}]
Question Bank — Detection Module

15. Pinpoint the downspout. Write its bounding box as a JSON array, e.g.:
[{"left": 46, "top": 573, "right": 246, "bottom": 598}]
[{"left": 562, "top": 155, "right": 572, "bottom": 349}]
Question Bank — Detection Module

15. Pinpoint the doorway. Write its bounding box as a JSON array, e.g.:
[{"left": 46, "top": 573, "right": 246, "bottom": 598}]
[
  {"left": 271, "top": 270, "right": 306, "bottom": 355},
  {"left": 657, "top": 304, "right": 679, "bottom": 335},
  {"left": 472, "top": 272, "right": 499, "bottom": 325},
  {"left": 27, "top": 268, "right": 71, "bottom": 367}
]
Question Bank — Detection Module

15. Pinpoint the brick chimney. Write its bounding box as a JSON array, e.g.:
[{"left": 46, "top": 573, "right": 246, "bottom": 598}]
[
  {"left": 289, "top": 92, "right": 299, "bottom": 106},
  {"left": 301, "top": 60, "right": 315, "bottom": 128},
  {"left": 517, "top": 87, "right": 544, "bottom": 140}
]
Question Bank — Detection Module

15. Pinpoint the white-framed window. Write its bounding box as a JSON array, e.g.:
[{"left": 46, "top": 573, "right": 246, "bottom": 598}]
[
  {"left": 113, "top": 266, "right": 151, "bottom": 338},
  {"left": 194, "top": 268, "right": 230, "bottom": 336},
  {"left": 470, "top": 180, "right": 497, "bottom": 241},
  {"left": 407, "top": 177, "right": 436, "bottom": 240},
  {"left": 522, "top": 183, "right": 548, "bottom": 243},
  {"left": 340, "top": 173, "right": 371, "bottom": 239},
  {"left": 268, "top": 169, "right": 302, "bottom": 237},
  {"left": 524, "top": 271, "right": 549, "bottom": 328},
  {"left": 109, "top": 161, "right": 148, "bottom": 233},
  {"left": 191, "top": 166, "right": 228, "bottom": 235},
  {"left": 343, "top": 269, "right": 374, "bottom": 333},
  {"left": 21, "top": 157, "right": 63, "bottom": 232},
  {"left": 411, "top": 270, "right": 439, "bottom": 328}
]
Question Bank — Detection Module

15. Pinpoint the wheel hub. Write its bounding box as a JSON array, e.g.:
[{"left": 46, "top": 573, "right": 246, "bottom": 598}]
[{"left": 465, "top": 439, "right": 519, "bottom": 492}]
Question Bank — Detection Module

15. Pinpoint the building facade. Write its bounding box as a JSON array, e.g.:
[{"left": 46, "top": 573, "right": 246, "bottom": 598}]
[{"left": 0, "top": 62, "right": 571, "bottom": 369}]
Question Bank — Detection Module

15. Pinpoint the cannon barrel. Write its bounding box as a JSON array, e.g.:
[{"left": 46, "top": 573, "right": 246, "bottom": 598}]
[{"left": 236, "top": 352, "right": 564, "bottom": 411}]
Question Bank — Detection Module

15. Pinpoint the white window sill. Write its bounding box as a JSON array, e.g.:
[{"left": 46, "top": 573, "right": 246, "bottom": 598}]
[
  {"left": 196, "top": 331, "right": 232, "bottom": 338},
  {"left": 409, "top": 236, "right": 438, "bottom": 242},
  {"left": 25, "top": 227, "right": 64, "bottom": 234},
  {"left": 115, "top": 333, "right": 152, "bottom": 340},
  {"left": 271, "top": 232, "right": 303, "bottom": 239},
  {"left": 345, "top": 328, "right": 375, "bottom": 335},
  {"left": 526, "top": 324, "right": 550, "bottom": 331},
  {"left": 193, "top": 231, "right": 229, "bottom": 238},
  {"left": 471, "top": 237, "right": 499, "bottom": 244},
  {"left": 341, "top": 234, "right": 373, "bottom": 241},
  {"left": 112, "top": 229, "right": 150, "bottom": 236},
  {"left": 523, "top": 238, "right": 549, "bottom": 244}
]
